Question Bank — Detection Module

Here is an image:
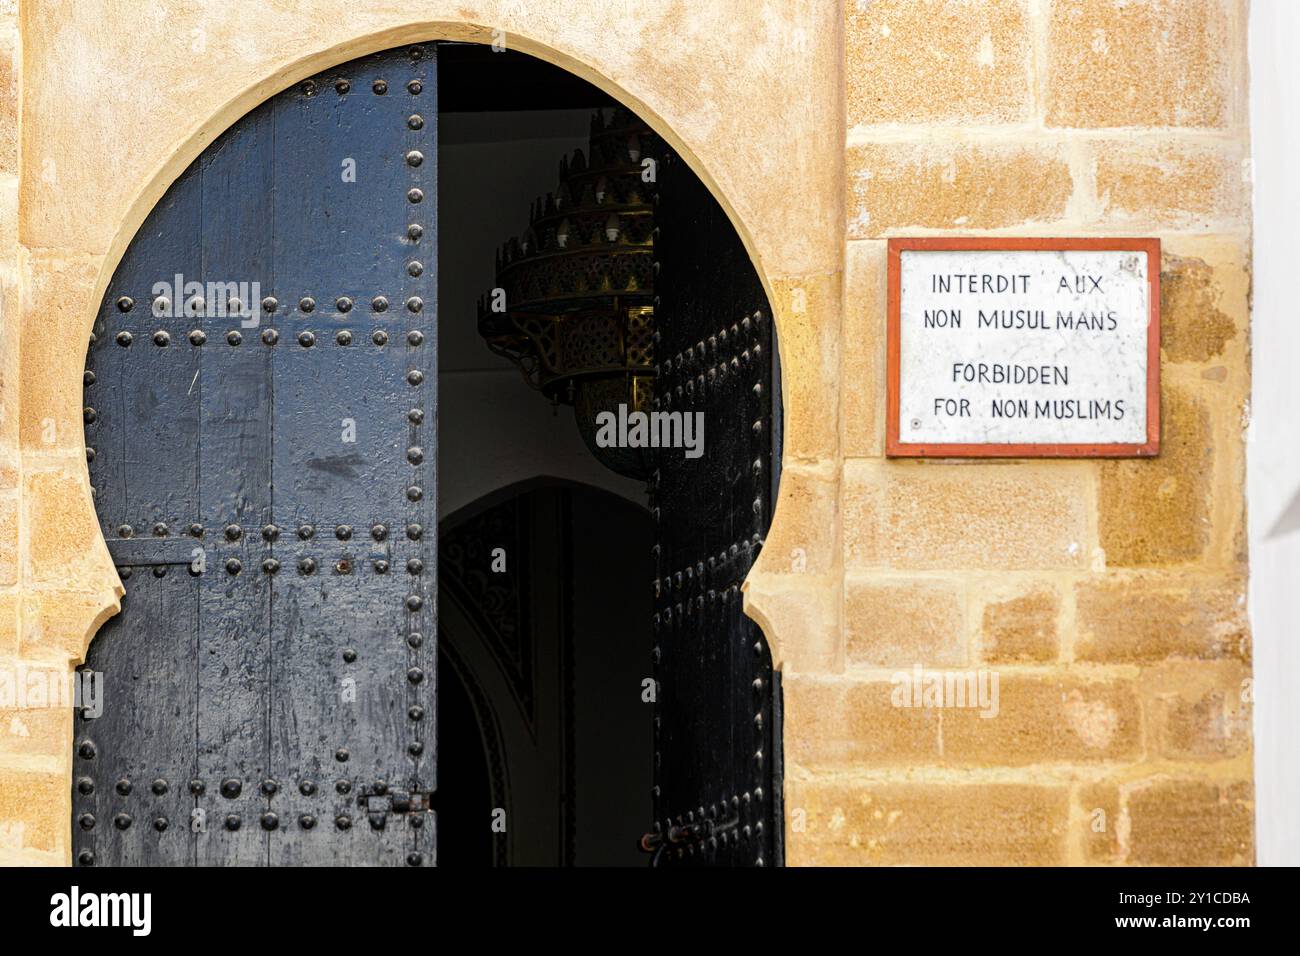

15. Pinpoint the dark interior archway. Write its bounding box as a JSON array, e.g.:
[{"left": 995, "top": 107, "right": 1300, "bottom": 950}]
[{"left": 437, "top": 480, "right": 653, "bottom": 865}]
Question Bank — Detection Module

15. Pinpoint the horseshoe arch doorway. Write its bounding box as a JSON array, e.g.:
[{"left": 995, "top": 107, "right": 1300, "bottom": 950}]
[{"left": 74, "top": 41, "right": 783, "bottom": 867}]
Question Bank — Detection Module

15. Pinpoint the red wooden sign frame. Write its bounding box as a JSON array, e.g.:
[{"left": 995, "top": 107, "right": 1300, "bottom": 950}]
[{"left": 885, "top": 236, "right": 1161, "bottom": 459}]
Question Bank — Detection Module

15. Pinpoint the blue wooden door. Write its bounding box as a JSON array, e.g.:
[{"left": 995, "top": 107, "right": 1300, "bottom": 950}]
[{"left": 74, "top": 44, "right": 437, "bottom": 866}]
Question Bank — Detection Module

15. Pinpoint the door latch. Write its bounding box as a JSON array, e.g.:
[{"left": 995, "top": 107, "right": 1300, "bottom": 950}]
[
  {"left": 364, "top": 789, "right": 434, "bottom": 829},
  {"left": 639, "top": 815, "right": 739, "bottom": 861}
]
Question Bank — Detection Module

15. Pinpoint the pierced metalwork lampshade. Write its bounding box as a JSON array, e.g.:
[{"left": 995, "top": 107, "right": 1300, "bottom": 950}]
[{"left": 478, "top": 107, "right": 658, "bottom": 479}]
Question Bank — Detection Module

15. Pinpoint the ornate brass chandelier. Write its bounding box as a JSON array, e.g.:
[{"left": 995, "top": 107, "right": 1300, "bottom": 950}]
[{"left": 478, "top": 107, "right": 658, "bottom": 479}]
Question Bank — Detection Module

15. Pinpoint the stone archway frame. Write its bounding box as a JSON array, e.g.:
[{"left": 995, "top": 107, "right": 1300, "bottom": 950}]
[{"left": 15, "top": 6, "right": 843, "bottom": 862}]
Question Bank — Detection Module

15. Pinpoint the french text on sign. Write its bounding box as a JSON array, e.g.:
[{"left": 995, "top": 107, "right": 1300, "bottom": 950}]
[{"left": 887, "top": 238, "right": 1160, "bottom": 458}]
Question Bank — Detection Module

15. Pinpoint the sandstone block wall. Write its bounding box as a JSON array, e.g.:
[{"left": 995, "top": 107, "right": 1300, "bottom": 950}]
[{"left": 776, "top": 0, "right": 1252, "bottom": 867}]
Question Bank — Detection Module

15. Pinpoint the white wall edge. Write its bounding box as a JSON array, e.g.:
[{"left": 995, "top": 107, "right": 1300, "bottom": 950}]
[{"left": 1248, "top": 0, "right": 1300, "bottom": 867}]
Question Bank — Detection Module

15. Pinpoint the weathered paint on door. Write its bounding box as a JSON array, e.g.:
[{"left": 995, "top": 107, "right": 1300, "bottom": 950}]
[{"left": 74, "top": 44, "right": 438, "bottom": 866}]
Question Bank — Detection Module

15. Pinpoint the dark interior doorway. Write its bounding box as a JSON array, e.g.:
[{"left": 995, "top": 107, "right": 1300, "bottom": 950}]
[
  {"left": 436, "top": 45, "right": 782, "bottom": 867},
  {"left": 437, "top": 482, "right": 652, "bottom": 865},
  {"left": 432, "top": 647, "right": 492, "bottom": 865},
  {"left": 436, "top": 46, "right": 655, "bottom": 864}
]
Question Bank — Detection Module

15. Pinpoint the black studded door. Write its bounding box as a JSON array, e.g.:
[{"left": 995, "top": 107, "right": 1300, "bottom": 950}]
[
  {"left": 649, "top": 150, "right": 783, "bottom": 866},
  {"left": 74, "top": 44, "right": 437, "bottom": 866}
]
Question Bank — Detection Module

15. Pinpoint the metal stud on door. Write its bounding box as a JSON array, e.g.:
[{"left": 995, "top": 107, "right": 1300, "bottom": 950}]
[
  {"left": 75, "top": 44, "right": 438, "bottom": 867},
  {"left": 645, "top": 149, "right": 784, "bottom": 867}
]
